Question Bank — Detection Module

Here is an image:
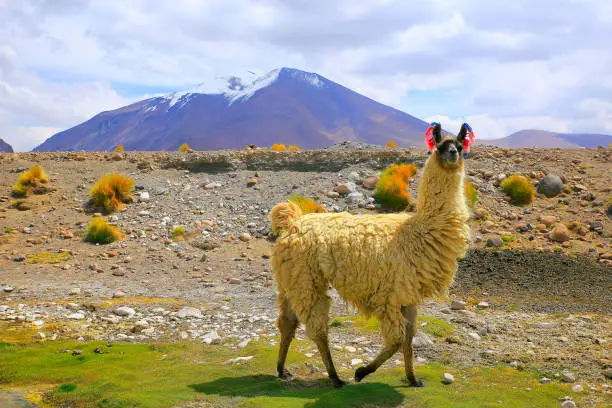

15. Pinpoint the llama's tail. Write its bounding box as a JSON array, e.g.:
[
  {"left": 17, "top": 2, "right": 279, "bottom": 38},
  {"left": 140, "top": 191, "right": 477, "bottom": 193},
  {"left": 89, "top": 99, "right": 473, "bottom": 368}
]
[{"left": 269, "top": 201, "right": 302, "bottom": 235}]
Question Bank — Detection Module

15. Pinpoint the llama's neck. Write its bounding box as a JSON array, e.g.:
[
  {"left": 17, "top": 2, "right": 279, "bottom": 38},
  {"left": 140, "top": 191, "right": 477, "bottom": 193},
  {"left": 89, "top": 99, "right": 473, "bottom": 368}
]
[{"left": 415, "top": 152, "right": 468, "bottom": 219}]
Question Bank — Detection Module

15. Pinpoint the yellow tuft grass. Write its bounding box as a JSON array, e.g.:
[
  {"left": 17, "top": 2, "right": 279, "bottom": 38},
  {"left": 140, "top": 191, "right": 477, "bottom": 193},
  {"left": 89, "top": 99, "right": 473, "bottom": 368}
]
[
  {"left": 89, "top": 173, "right": 134, "bottom": 213},
  {"left": 171, "top": 226, "right": 186, "bottom": 241},
  {"left": 113, "top": 145, "right": 125, "bottom": 152},
  {"left": 85, "top": 218, "right": 124, "bottom": 244},
  {"left": 270, "top": 143, "right": 287, "bottom": 151},
  {"left": 465, "top": 181, "right": 478, "bottom": 208},
  {"left": 179, "top": 143, "right": 193, "bottom": 153},
  {"left": 288, "top": 195, "right": 326, "bottom": 214},
  {"left": 288, "top": 145, "right": 300, "bottom": 151},
  {"left": 385, "top": 140, "right": 398, "bottom": 148},
  {"left": 501, "top": 175, "right": 536, "bottom": 205},
  {"left": 12, "top": 165, "right": 51, "bottom": 198},
  {"left": 373, "top": 163, "right": 418, "bottom": 210}
]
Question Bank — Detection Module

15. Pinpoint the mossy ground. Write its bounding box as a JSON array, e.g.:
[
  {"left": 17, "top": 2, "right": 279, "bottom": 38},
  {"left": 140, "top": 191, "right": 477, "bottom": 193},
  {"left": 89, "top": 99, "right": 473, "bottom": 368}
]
[
  {"left": 25, "top": 251, "right": 72, "bottom": 264},
  {"left": 0, "top": 339, "right": 583, "bottom": 408},
  {"left": 331, "top": 315, "right": 454, "bottom": 338}
]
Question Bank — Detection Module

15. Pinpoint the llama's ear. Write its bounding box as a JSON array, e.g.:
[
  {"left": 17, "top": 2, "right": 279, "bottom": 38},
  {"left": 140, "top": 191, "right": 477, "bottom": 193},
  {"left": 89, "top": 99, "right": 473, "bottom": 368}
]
[
  {"left": 432, "top": 123, "right": 442, "bottom": 144},
  {"left": 457, "top": 123, "right": 472, "bottom": 142}
]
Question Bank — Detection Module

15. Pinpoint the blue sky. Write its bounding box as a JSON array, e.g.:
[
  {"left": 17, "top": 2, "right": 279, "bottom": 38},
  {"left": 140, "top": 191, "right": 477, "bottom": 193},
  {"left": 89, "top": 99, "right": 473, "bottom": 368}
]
[{"left": 1, "top": 0, "right": 611, "bottom": 151}]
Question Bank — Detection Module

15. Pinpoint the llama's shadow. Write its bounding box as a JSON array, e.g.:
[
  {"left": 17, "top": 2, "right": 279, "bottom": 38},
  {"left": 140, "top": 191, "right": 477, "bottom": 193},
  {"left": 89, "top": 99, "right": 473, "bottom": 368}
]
[{"left": 189, "top": 374, "right": 405, "bottom": 408}]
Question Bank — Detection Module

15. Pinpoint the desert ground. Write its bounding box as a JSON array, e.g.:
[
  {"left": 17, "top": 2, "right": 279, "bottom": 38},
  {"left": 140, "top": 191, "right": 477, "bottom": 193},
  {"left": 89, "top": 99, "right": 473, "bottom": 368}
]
[{"left": 0, "top": 146, "right": 610, "bottom": 408}]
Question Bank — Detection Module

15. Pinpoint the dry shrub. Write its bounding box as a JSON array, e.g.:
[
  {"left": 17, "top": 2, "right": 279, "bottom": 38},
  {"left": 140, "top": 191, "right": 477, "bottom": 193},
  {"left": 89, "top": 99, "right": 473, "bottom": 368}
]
[
  {"left": 386, "top": 140, "right": 398, "bottom": 148},
  {"left": 271, "top": 143, "right": 287, "bottom": 151},
  {"left": 288, "top": 195, "right": 326, "bottom": 214},
  {"left": 373, "top": 164, "right": 418, "bottom": 210},
  {"left": 288, "top": 145, "right": 300, "bottom": 152},
  {"left": 12, "top": 165, "right": 51, "bottom": 197},
  {"left": 85, "top": 218, "right": 123, "bottom": 244},
  {"left": 178, "top": 143, "right": 193, "bottom": 153},
  {"left": 501, "top": 175, "right": 535, "bottom": 205},
  {"left": 465, "top": 181, "right": 478, "bottom": 208},
  {"left": 89, "top": 173, "right": 135, "bottom": 213},
  {"left": 114, "top": 145, "right": 125, "bottom": 152}
]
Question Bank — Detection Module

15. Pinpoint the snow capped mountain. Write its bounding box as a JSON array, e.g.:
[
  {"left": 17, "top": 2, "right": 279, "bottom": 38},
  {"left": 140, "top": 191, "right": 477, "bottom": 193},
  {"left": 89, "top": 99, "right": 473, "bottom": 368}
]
[{"left": 33, "top": 67, "right": 430, "bottom": 152}]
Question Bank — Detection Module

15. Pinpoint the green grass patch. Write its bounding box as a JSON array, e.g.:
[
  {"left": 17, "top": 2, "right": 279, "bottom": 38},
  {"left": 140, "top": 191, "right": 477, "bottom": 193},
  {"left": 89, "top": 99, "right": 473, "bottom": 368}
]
[
  {"left": 418, "top": 317, "right": 455, "bottom": 338},
  {"left": 0, "top": 340, "right": 583, "bottom": 408},
  {"left": 501, "top": 235, "right": 516, "bottom": 244},
  {"left": 332, "top": 315, "right": 454, "bottom": 338},
  {"left": 3, "top": 227, "right": 13, "bottom": 233},
  {"left": 25, "top": 251, "right": 72, "bottom": 264}
]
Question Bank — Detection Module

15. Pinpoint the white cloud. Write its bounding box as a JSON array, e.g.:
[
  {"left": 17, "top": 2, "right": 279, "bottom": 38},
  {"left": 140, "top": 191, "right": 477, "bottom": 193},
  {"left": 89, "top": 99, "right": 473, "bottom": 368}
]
[{"left": 0, "top": 0, "right": 611, "bottom": 151}]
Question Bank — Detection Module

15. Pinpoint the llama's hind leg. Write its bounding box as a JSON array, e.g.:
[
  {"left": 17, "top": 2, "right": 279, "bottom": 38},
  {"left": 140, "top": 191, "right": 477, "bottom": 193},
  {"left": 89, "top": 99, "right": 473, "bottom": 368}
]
[
  {"left": 401, "top": 305, "right": 425, "bottom": 387},
  {"left": 355, "top": 310, "right": 404, "bottom": 382},
  {"left": 305, "top": 296, "right": 346, "bottom": 388},
  {"left": 276, "top": 296, "right": 299, "bottom": 380}
]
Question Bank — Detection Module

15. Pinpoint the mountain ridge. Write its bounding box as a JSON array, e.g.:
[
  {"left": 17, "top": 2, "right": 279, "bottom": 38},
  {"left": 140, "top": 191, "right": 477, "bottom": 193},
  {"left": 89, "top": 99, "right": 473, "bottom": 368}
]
[{"left": 481, "top": 129, "right": 611, "bottom": 148}]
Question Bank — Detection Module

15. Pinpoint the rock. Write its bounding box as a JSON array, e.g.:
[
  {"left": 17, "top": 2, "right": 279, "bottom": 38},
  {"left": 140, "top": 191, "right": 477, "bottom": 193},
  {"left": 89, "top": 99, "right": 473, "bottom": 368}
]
[
  {"left": 538, "top": 215, "right": 557, "bottom": 227},
  {"left": 139, "top": 191, "right": 150, "bottom": 201},
  {"left": 112, "top": 290, "right": 125, "bottom": 298},
  {"left": 412, "top": 331, "right": 434, "bottom": 348},
  {"left": 350, "top": 358, "right": 364, "bottom": 367},
  {"left": 450, "top": 300, "right": 467, "bottom": 310},
  {"left": 345, "top": 346, "right": 357, "bottom": 353},
  {"left": 3, "top": 286, "right": 14, "bottom": 293},
  {"left": 473, "top": 208, "right": 489, "bottom": 220},
  {"left": 326, "top": 191, "right": 340, "bottom": 199},
  {"left": 202, "top": 330, "right": 221, "bottom": 345},
  {"left": 361, "top": 176, "right": 379, "bottom": 189},
  {"left": 203, "top": 182, "right": 220, "bottom": 189},
  {"left": 539, "top": 377, "right": 551, "bottom": 384},
  {"left": 348, "top": 171, "right": 361, "bottom": 181},
  {"left": 334, "top": 182, "right": 357, "bottom": 196},
  {"left": 560, "top": 400, "right": 576, "bottom": 408},
  {"left": 35, "top": 332, "right": 46, "bottom": 340},
  {"left": 442, "top": 372, "right": 455, "bottom": 384},
  {"left": 467, "top": 332, "right": 481, "bottom": 341},
  {"left": 532, "top": 322, "right": 556, "bottom": 329},
  {"left": 177, "top": 306, "right": 203, "bottom": 319},
  {"left": 537, "top": 174, "right": 564, "bottom": 197},
  {"left": 69, "top": 288, "right": 81, "bottom": 296},
  {"left": 571, "top": 384, "right": 583, "bottom": 392},
  {"left": 562, "top": 371, "right": 576, "bottom": 383},
  {"left": 346, "top": 192, "right": 364, "bottom": 204},
  {"left": 225, "top": 356, "right": 254, "bottom": 364},
  {"left": 114, "top": 306, "right": 136, "bottom": 317},
  {"left": 67, "top": 312, "right": 85, "bottom": 320},
  {"left": 229, "top": 278, "right": 241, "bottom": 284},
  {"left": 237, "top": 339, "right": 251, "bottom": 348},
  {"left": 486, "top": 235, "right": 503, "bottom": 247},
  {"left": 239, "top": 233, "right": 252, "bottom": 242},
  {"left": 476, "top": 302, "right": 489, "bottom": 309},
  {"left": 112, "top": 269, "right": 126, "bottom": 277},
  {"left": 550, "top": 224, "right": 570, "bottom": 242}
]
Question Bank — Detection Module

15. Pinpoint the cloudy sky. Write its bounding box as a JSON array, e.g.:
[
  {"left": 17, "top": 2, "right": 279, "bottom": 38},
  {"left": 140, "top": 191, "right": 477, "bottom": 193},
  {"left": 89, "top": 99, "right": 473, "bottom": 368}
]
[{"left": 1, "top": 0, "right": 611, "bottom": 151}]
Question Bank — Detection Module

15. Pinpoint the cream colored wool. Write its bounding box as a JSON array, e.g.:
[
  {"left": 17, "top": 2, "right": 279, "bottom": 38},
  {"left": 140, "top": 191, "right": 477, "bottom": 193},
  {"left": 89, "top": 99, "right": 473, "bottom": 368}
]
[{"left": 270, "top": 149, "right": 470, "bottom": 379}]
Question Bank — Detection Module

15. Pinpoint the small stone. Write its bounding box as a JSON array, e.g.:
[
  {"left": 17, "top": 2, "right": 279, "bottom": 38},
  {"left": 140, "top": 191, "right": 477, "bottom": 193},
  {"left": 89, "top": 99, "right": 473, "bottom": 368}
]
[
  {"left": 114, "top": 306, "right": 136, "bottom": 317},
  {"left": 239, "top": 233, "right": 252, "bottom": 242},
  {"left": 35, "top": 332, "right": 46, "bottom": 340},
  {"left": 450, "top": 300, "right": 466, "bottom": 310},
  {"left": 538, "top": 215, "right": 557, "bottom": 227},
  {"left": 112, "top": 290, "right": 125, "bottom": 299},
  {"left": 67, "top": 312, "right": 85, "bottom": 320},
  {"left": 112, "top": 268, "right": 126, "bottom": 277},
  {"left": 348, "top": 171, "right": 361, "bottom": 181},
  {"left": 442, "top": 372, "right": 455, "bottom": 384},
  {"left": 467, "top": 332, "right": 481, "bottom": 341},
  {"left": 571, "top": 384, "right": 583, "bottom": 392},
  {"left": 345, "top": 346, "right": 357, "bottom": 353},
  {"left": 346, "top": 192, "right": 364, "bottom": 204},
  {"left": 476, "top": 302, "right": 489, "bottom": 309},
  {"left": 237, "top": 339, "right": 251, "bottom": 348},
  {"left": 361, "top": 176, "right": 379, "bottom": 189},
  {"left": 550, "top": 224, "right": 570, "bottom": 242},
  {"left": 562, "top": 371, "right": 576, "bottom": 383},
  {"left": 560, "top": 401, "right": 576, "bottom": 408},
  {"left": 532, "top": 322, "right": 556, "bottom": 329},
  {"left": 3, "top": 286, "right": 14, "bottom": 293},
  {"left": 486, "top": 235, "right": 503, "bottom": 247},
  {"left": 334, "top": 182, "right": 357, "bottom": 196},
  {"left": 412, "top": 331, "right": 434, "bottom": 348},
  {"left": 537, "top": 174, "right": 564, "bottom": 198},
  {"left": 177, "top": 306, "right": 203, "bottom": 319},
  {"left": 139, "top": 191, "right": 150, "bottom": 201},
  {"left": 350, "top": 358, "right": 364, "bottom": 367},
  {"left": 13, "top": 256, "right": 25, "bottom": 262},
  {"left": 326, "top": 191, "right": 340, "bottom": 199},
  {"left": 229, "top": 278, "right": 241, "bottom": 284},
  {"left": 202, "top": 330, "right": 221, "bottom": 345},
  {"left": 69, "top": 288, "right": 81, "bottom": 296},
  {"left": 539, "top": 377, "right": 551, "bottom": 384}
]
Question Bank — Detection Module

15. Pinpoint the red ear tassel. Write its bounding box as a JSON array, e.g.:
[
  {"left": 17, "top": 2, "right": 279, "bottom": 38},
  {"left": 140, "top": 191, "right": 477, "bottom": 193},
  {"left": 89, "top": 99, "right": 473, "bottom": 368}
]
[
  {"left": 462, "top": 123, "right": 475, "bottom": 157},
  {"left": 424, "top": 123, "right": 438, "bottom": 154}
]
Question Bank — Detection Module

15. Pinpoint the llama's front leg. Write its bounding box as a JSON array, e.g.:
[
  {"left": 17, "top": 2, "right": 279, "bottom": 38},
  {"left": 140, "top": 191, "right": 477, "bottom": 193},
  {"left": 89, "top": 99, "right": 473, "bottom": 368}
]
[
  {"left": 355, "top": 311, "right": 403, "bottom": 382},
  {"left": 276, "top": 296, "right": 299, "bottom": 380},
  {"left": 401, "top": 305, "right": 425, "bottom": 387},
  {"left": 306, "top": 297, "right": 346, "bottom": 388}
]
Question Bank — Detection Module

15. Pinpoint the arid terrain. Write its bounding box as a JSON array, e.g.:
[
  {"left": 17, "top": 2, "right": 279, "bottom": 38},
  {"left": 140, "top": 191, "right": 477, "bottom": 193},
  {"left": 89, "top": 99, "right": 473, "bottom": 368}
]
[{"left": 0, "top": 146, "right": 610, "bottom": 408}]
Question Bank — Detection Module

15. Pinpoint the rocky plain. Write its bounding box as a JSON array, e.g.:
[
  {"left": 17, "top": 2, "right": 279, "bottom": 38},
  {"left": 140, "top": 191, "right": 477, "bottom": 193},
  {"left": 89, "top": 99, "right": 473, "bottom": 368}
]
[{"left": 0, "top": 145, "right": 610, "bottom": 407}]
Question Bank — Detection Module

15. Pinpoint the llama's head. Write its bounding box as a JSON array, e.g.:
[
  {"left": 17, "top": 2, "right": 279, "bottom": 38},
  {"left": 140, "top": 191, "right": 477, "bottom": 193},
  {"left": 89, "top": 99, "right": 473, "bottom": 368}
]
[{"left": 425, "top": 123, "right": 474, "bottom": 171}]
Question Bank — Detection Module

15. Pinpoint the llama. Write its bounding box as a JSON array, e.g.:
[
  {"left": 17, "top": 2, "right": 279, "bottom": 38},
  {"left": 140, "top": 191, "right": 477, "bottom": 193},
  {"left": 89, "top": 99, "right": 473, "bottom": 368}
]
[{"left": 269, "top": 123, "right": 472, "bottom": 388}]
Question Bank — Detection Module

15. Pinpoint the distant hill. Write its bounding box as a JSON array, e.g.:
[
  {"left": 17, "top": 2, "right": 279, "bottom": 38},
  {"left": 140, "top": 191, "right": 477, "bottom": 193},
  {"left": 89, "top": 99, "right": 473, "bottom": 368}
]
[
  {"left": 0, "top": 138, "right": 13, "bottom": 153},
  {"left": 33, "top": 68, "right": 431, "bottom": 152},
  {"left": 482, "top": 130, "right": 612, "bottom": 148}
]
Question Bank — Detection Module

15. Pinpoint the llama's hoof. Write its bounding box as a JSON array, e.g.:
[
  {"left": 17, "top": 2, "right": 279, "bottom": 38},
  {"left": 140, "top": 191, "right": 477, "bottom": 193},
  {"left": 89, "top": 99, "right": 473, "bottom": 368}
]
[
  {"left": 354, "top": 366, "right": 372, "bottom": 382},
  {"left": 278, "top": 369, "right": 293, "bottom": 381},
  {"left": 331, "top": 378, "right": 347, "bottom": 388},
  {"left": 410, "top": 378, "right": 426, "bottom": 387}
]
